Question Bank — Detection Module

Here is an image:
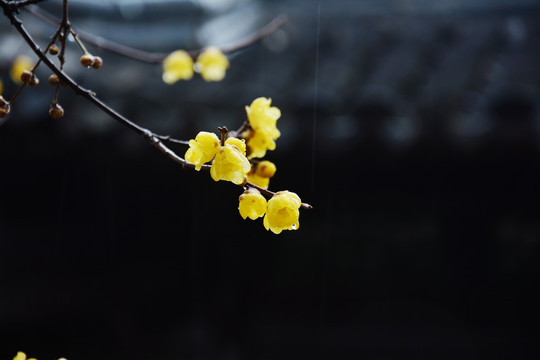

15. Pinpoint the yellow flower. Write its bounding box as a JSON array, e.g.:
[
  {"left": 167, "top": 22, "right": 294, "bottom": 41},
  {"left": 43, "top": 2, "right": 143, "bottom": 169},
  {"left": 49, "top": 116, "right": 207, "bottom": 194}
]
[
  {"left": 10, "top": 55, "right": 33, "bottom": 84},
  {"left": 185, "top": 131, "right": 220, "bottom": 170},
  {"left": 263, "top": 191, "right": 301, "bottom": 234},
  {"left": 238, "top": 188, "right": 267, "bottom": 220},
  {"left": 245, "top": 97, "right": 281, "bottom": 159},
  {"left": 247, "top": 160, "right": 277, "bottom": 189},
  {"left": 210, "top": 137, "right": 251, "bottom": 185},
  {"left": 194, "top": 46, "right": 229, "bottom": 82},
  {"left": 162, "top": 50, "right": 194, "bottom": 84},
  {"left": 13, "top": 352, "right": 36, "bottom": 360}
]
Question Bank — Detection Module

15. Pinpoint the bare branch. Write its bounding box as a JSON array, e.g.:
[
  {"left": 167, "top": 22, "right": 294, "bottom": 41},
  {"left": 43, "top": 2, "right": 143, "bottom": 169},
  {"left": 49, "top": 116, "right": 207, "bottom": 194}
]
[
  {"left": 0, "top": 1, "right": 193, "bottom": 165},
  {"left": 1, "top": 0, "right": 312, "bottom": 211},
  {"left": 6, "top": 0, "right": 47, "bottom": 9},
  {"left": 26, "top": 4, "right": 287, "bottom": 63}
]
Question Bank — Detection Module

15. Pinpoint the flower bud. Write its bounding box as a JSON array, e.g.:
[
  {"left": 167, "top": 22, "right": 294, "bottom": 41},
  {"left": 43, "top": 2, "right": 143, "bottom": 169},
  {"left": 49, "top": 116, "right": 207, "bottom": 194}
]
[
  {"left": 20, "top": 70, "right": 33, "bottom": 84},
  {"left": 49, "top": 103, "right": 64, "bottom": 119},
  {"left": 28, "top": 74, "right": 39, "bottom": 87},
  {"left": 247, "top": 160, "right": 276, "bottom": 189},
  {"left": 0, "top": 106, "right": 10, "bottom": 118},
  {"left": 255, "top": 160, "right": 277, "bottom": 178},
  {"left": 48, "top": 74, "right": 60, "bottom": 85},
  {"left": 0, "top": 100, "right": 10, "bottom": 118},
  {"left": 80, "top": 54, "right": 94, "bottom": 67},
  {"left": 91, "top": 56, "right": 103, "bottom": 69},
  {"left": 49, "top": 44, "right": 59, "bottom": 55}
]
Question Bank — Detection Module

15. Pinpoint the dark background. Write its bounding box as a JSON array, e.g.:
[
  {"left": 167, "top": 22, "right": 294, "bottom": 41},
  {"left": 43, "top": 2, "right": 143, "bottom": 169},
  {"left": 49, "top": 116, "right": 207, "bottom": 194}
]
[{"left": 1, "top": 0, "right": 539, "bottom": 359}]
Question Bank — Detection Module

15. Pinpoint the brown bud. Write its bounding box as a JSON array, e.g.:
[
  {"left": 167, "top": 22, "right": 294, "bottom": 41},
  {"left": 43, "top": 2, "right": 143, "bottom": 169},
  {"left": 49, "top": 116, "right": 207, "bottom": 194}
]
[
  {"left": 0, "top": 103, "right": 10, "bottom": 118},
  {"left": 49, "top": 44, "right": 59, "bottom": 55},
  {"left": 28, "top": 75, "right": 39, "bottom": 87},
  {"left": 20, "top": 70, "right": 33, "bottom": 84},
  {"left": 91, "top": 56, "right": 103, "bottom": 69},
  {"left": 80, "top": 54, "right": 94, "bottom": 67},
  {"left": 48, "top": 74, "right": 60, "bottom": 85},
  {"left": 49, "top": 103, "right": 64, "bottom": 119}
]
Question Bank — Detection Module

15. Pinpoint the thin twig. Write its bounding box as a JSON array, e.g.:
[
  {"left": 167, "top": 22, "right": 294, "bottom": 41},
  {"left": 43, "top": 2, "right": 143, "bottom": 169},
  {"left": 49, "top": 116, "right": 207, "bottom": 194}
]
[
  {"left": 246, "top": 181, "right": 313, "bottom": 210},
  {"left": 213, "top": 15, "right": 288, "bottom": 57},
  {"left": 0, "top": 1, "right": 191, "bottom": 165},
  {"left": 153, "top": 135, "right": 190, "bottom": 146},
  {"left": 6, "top": 0, "right": 47, "bottom": 9},
  {"left": 26, "top": 5, "right": 288, "bottom": 63}
]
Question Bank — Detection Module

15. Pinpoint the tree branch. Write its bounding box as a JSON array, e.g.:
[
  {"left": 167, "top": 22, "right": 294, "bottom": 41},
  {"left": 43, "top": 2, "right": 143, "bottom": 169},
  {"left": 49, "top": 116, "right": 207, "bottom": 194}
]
[
  {"left": 1, "top": 0, "right": 312, "bottom": 210},
  {"left": 0, "top": 0, "right": 195, "bottom": 168},
  {"left": 6, "top": 0, "right": 47, "bottom": 10},
  {"left": 26, "top": 4, "right": 288, "bottom": 63}
]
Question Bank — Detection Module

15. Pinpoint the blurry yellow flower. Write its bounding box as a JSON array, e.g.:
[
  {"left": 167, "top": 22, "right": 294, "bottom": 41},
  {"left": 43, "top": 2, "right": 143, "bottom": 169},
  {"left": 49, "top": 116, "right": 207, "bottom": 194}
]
[
  {"left": 13, "top": 352, "right": 36, "bottom": 360},
  {"left": 13, "top": 352, "right": 26, "bottom": 360},
  {"left": 210, "top": 137, "right": 251, "bottom": 185},
  {"left": 162, "top": 50, "right": 194, "bottom": 84},
  {"left": 238, "top": 188, "right": 267, "bottom": 220},
  {"left": 194, "top": 46, "right": 229, "bottom": 82},
  {"left": 185, "top": 131, "right": 220, "bottom": 170},
  {"left": 10, "top": 55, "right": 33, "bottom": 84},
  {"left": 247, "top": 160, "right": 277, "bottom": 189},
  {"left": 263, "top": 191, "right": 301, "bottom": 234},
  {"left": 245, "top": 97, "right": 281, "bottom": 159}
]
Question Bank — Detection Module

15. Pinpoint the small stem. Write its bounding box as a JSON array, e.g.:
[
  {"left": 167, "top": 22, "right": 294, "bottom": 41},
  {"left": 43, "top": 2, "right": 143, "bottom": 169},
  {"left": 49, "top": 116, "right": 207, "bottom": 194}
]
[
  {"left": 229, "top": 119, "right": 251, "bottom": 139},
  {"left": 7, "top": 0, "right": 48, "bottom": 9},
  {"left": 30, "top": 27, "right": 61, "bottom": 72},
  {"left": 8, "top": 82, "right": 26, "bottom": 104},
  {"left": 71, "top": 29, "right": 89, "bottom": 54},
  {"left": 246, "top": 181, "right": 313, "bottom": 210},
  {"left": 52, "top": 83, "right": 60, "bottom": 104},
  {"left": 218, "top": 126, "right": 228, "bottom": 146},
  {"left": 153, "top": 134, "right": 190, "bottom": 146}
]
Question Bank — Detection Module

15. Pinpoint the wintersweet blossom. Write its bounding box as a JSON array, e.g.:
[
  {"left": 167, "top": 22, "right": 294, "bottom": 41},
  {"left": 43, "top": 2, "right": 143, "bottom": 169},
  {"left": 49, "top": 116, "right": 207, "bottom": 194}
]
[
  {"left": 13, "top": 352, "right": 36, "bottom": 360},
  {"left": 10, "top": 55, "right": 33, "bottom": 84},
  {"left": 244, "top": 97, "right": 281, "bottom": 159},
  {"left": 247, "top": 160, "right": 277, "bottom": 189},
  {"left": 210, "top": 137, "right": 251, "bottom": 185},
  {"left": 263, "top": 191, "right": 301, "bottom": 234},
  {"left": 194, "top": 47, "right": 230, "bottom": 82},
  {"left": 185, "top": 131, "right": 220, "bottom": 170},
  {"left": 162, "top": 50, "right": 194, "bottom": 84},
  {"left": 238, "top": 188, "right": 267, "bottom": 220}
]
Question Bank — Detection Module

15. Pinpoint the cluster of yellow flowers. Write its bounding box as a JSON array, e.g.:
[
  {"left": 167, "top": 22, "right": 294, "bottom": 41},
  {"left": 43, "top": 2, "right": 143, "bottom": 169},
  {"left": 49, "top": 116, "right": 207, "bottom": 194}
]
[
  {"left": 162, "top": 46, "right": 229, "bottom": 84},
  {"left": 239, "top": 189, "right": 302, "bottom": 234},
  {"left": 184, "top": 97, "right": 304, "bottom": 234}
]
